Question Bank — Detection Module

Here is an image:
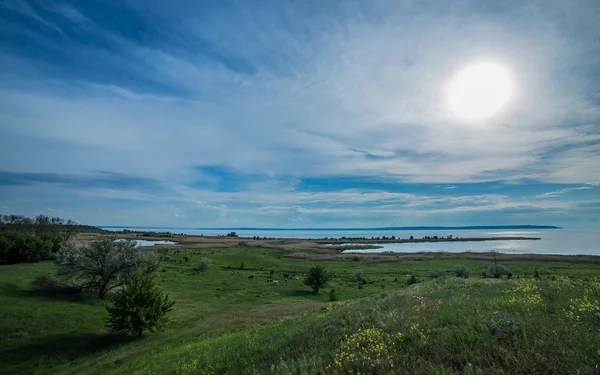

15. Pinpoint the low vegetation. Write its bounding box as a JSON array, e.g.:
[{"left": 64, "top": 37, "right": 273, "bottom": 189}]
[
  {"left": 454, "top": 264, "right": 471, "bottom": 278},
  {"left": 0, "top": 243, "right": 599, "bottom": 374},
  {"left": 0, "top": 231, "right": 53, "bottom": 264}
]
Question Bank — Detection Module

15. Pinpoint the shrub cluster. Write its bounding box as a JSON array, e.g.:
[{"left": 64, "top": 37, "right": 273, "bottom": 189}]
[
  {"left": 0, "top": 231, "right": 53, "bottom": 265},
  {"left": 454, "top": 264, "right": 471, "bottom": 278},
  {"left": 0, "top": 214, "right": 78, "bottom": 264}
]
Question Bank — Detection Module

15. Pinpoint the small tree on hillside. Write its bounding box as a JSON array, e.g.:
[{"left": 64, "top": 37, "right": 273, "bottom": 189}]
[
  {"left": 196, "top": 258, "right": 212, "bottom": 272},
  {"left": 106, "top": 270, "right": 175, "bottom": 336},
  {"left": 304, "top": 265, "right": 329, "bottom": 293},
  {"left": 55, "top": 237, "right": 161, "bottom": 299}
]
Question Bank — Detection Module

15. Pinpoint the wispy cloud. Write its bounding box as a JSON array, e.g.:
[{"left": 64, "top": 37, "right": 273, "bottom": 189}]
[{"left": 537, "top": 186, "right": 593, "bottom": 198}]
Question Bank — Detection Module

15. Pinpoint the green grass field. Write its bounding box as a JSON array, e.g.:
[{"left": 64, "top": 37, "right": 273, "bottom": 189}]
[{"left": 1, "top": 246, "right": 599, "bottom": 374}]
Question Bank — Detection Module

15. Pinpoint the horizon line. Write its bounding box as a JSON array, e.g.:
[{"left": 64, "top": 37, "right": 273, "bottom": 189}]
[{"left": 99, "top": 225, "right": 562, "bottom": 230}]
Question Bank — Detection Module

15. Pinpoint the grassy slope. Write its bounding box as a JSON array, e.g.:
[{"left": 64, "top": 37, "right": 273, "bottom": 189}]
[{"left": 0, "top": 246, "right": 599, "bottom": 374}]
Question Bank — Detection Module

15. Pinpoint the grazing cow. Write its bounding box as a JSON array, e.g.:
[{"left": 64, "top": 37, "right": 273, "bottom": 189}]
[
  {"left": 295, "top": 277, "right": 299, "bottom": 280},
  {"left": 267, "top": 278, "right": 273, "bottom": 282},
  {"left": 358, "top": 285, "right": 363, "bottom": 289},
  {"left": 283, "top": 274, "right": 289, "bottom": 278},
  {"left": 248, "top": 275, "right": 254, "bottom": 280},
  {"left": 271, "top": 280, "right": 279, "bottom": 286}
]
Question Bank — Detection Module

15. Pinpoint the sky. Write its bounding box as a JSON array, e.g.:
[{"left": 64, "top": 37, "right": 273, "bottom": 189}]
[{"left": 0, "top": 0, "right": 599, "bottom": 229}]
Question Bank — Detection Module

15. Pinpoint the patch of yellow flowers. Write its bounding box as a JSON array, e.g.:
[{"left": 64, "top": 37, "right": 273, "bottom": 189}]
[
  {"left": 328, "top": 324, "right": 428, "bottom": 374},
  {"left": 503, "top": 281, "right": 544, "bottom": 312},
  {"left": 564, "top": 290, "right": 600, "bottom": 324},
  {"left": 412, "top": 296, "right": 441, "bottom": 314},
  {"left": 329, "top": 328, "right": 393, "bottom": 374}
]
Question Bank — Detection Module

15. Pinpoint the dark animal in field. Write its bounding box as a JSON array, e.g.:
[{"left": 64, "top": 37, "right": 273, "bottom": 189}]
[
  {"left": 359, "top": 285, "right": 363, "bottom": 289},
  {"left": 248, "top": 275, "right": 254, "bottom": 279},
  {"left": 283, "top": 274, "right": 289, "bottom": 278}
]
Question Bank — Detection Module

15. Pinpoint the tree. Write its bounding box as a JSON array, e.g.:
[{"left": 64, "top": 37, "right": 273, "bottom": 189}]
[
  {"left": 304, "top": 265, "right": 329, "bottom": 292},
  {"left": 55, "top": 237, "right": 161, "bottom": 299},
  {"left": 196, "top": 258, "right": 212, "bottom": 272},
  {"left": 353, "top": 269, "right": 364, "bottom": 280},
  {"left": 0, "top": 231, "right": 53, "bottom": 265},
  {"left": 106, "top": 270, "right": 174, "bottom": 336}
]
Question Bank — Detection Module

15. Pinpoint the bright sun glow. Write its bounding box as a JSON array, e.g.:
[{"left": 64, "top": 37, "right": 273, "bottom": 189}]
[{"left": 448, "top": 62, "right": 512, "bottom": 120}]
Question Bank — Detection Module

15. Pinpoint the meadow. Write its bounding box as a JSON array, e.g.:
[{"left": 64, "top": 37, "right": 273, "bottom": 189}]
[{"left": 1, "top": 245, "right": 599, "bottom": 374}]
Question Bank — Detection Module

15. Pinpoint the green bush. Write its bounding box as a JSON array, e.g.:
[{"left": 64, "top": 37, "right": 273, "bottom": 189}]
[
  {"left": 428, "top": 270, "right": 445, "bottom": 279},
  {"left": 329, "top": 289, "right": 337, "bottom": 301},
  {"left": 0, "top": 231, "right": 53, "bottom": 265},
  {"left": 454, "top": 264, "right": 471, "bottom": 278},
  {"left": 354, "top": 269, "right": 364, "bottom": 280},
  {"left": 304, "top": 265, "right": 329, "bottom": 292},
  {"left": 407, "top": 274, "right": 418, "bottom": 285},
  {"left": 106, "top": 270, "right": 175, "bottom": 336},
  {"left": 487, "top": 264, "right": 511, "bottom": 278}
]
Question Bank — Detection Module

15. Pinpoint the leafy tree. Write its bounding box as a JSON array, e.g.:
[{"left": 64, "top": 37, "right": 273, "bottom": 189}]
[
  {"left": 106, "top": 270, "right": 174, "bottom": 336},
  {"left": 353, "top": 269, "right": 364, "bottom": 280},
  {"left": 304, "top": 265, "right": 329, "bottom": 292},
  {"left": 55, "top": 237, "right": 161, "bottom": 299},
  {"left": 0, "top": 231, "right": 53, "bottom": 264}
]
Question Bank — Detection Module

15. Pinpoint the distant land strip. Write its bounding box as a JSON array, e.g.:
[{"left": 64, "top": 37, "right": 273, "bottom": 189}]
[{"left": 100, "top": 225, "right": 561, "bottom": 230}]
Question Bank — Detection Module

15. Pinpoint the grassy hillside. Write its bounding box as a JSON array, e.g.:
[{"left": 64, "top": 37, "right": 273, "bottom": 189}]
[{"left": 1, "top": 246, "right": 599, "bottom": 374}]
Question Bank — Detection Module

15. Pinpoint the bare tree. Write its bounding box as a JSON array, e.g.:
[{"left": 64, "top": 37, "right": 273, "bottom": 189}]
[{"left": 55, "top": 237, "right": 161, "bottom": 299}]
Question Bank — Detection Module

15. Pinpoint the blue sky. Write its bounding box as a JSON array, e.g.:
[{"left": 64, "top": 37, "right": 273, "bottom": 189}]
[{"left": 0, "top": 0, "right": 599, "bottom": 228}]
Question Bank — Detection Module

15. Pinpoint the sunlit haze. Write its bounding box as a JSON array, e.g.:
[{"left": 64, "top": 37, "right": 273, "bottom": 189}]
[{"left": 448, "top": 63, "right": 513, "bottom": 120}]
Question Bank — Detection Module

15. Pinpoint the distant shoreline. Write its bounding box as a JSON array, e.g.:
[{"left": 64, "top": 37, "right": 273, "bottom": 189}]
[
  {"left": 100, "top": 225, "right": 561, "bottom": 231},
  {"left": 318, "top": 236, "right": 541, "bottom": 246}
]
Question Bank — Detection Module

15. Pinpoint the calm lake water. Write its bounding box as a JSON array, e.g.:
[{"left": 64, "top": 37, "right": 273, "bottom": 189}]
[
  {"left": 104, "top": 228, "right": 600, "bottom": 256},
  {"left": 117, "top": 239, "right": 176, "bottom": 247}
]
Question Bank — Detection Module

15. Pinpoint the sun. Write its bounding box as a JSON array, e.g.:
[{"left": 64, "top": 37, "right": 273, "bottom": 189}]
[{"left": 448, "top": 62, "right": 512, "bottom": 120}]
